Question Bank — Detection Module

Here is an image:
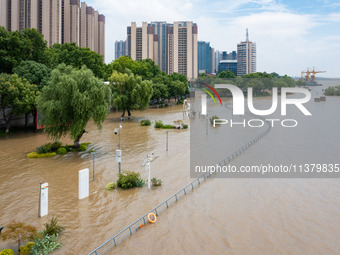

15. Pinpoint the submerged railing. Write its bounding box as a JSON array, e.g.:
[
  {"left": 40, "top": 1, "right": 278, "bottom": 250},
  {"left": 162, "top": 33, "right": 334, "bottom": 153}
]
[{"left": 88, "top": 107, "right": 272, "bottom": 255}]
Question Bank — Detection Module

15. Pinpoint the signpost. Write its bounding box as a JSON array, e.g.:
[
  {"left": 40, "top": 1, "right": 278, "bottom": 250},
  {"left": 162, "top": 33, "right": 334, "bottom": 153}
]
[{"left": 39, "top": 182, "right": 48, "bottom": 217}]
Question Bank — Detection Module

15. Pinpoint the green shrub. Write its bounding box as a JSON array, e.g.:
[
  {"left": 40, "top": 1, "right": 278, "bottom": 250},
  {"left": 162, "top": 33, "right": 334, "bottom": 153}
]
[
  {"left": 162, "top": 124, "right": 174, "bottom": 129},
  {"left": 56, "top": 148, "right": 67, "bottom": 154},
  {"left": 151, "top": 178, "right": 162, "bottom": 186},
  {"left": 30, "top": 233, "right": 60, "bottom": 255},
  {"left": 176, "top": 99, "right": 183, "bottom": 105},
  {"left": 155, "top": 120, "right": 164, "bottom": 128},
  {"left": 78, "top": 144, "right": 87, "bottom": 151},
  {"left": 210, "top": 115, "right": 220, "bottom": 125},
  {"left": 64, "top": 145, "right": 71, "bottom": 152},
  {"left": 105, "top": 182, "right": 116, "bottom": 190},
  {"left": 183, "top": 124, "right": 188, "bottom": 129},
  {"left": 27, "top": 152, "right": 57, "bottom": 158},
  {"left": 140, "top": 120, "right": 151, "bottom": 126},
  {"left": 36, "top": 145, "right": 48, "bottom": 154},
  {"left": 165, "top": 103, "right": 169, "bottom": 107},
  {"left": 117, "top": 171, "right": 144, "bottom": 189},
  {"left": 136, "top": 178, "right": 145, "bottom": 187},
  {"left": 49, "top": 141, "right": 62, "bottom": 151},
  {"left": 0, "top": 249, "right": 14, "bottom": 255},
  {"left": 0, "top": 130, "right": 6, "bottom": 137},
  {"left": 43, "top": 216, "right": 64, "bottom": 236},
  {"left": 19, "top": 242, "right": 34, "bottom": 255}
]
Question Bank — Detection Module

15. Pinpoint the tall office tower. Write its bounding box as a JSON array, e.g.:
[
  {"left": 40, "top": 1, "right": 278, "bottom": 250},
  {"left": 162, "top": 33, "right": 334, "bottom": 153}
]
[
  {"left": 150, "top": 21, "right": 171, "bottom": 73},
  {"left": 168, "top": 21, "right": 198, "bottom": 80},
  {"left": 62, "top": 0, "right": 80, "bottom": 45},
  {"left": 115, "top": 40, "right": 126, "bottom": 59},
  {"left": 237, "top": 28, "right": 256, "bottom": 76},
  {"left": 198, "top": 41, "right": 212, "bottom": 73},
  {"left": 127, "top": 22, "right": 158, "bottom": 63},
  {"left": 214, "top": 50, "right": 221, "bottom": 73},
  {"left": 210, "top": 47, "right": 215, "bottom": 74}
]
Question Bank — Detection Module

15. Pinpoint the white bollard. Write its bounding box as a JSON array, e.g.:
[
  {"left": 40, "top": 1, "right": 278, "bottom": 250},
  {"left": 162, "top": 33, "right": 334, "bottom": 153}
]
[{"left": 39, "top": 182, "right": 48, "bottom": 217}]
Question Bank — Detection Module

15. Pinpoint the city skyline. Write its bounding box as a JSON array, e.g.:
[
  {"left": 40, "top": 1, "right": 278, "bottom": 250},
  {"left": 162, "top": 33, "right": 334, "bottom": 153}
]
[
  {"left": 86, "top": 0, "right": 340, "bottom": 78},
  {"left": 0, "top": 0, "right": 105, "bottom": 58}
]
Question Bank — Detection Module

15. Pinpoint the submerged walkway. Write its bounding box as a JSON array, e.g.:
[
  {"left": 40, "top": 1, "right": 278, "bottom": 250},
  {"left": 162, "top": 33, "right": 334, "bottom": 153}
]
[{"left": 88, "top": 108, "right": 272, "bottom": 255}]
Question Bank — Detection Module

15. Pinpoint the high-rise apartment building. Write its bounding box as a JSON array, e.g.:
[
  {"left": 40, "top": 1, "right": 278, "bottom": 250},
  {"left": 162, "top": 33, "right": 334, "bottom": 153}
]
[
  {"left": 150, "top": 21, "right": 171, "bottom": 73},
  {"left": 168, "top": 21, "right": 198, "bottom": 80},
  {"left": 0, "top": 0, "right": 105, "bottom": 58},
  {"left": 62, "top": 0, "right": 80, "bottom": 45},
  {"left": 115, "top": 40, "right": 126, "bottom": 59},
  {"left": 237, "top": 29, "right": 256, "bottom": 76},
  {"left": 127, "top": 22, "right": 158, "bottom": 63},
  {"left": 126, "top": 21, "right": 198, "bottom": 80}
]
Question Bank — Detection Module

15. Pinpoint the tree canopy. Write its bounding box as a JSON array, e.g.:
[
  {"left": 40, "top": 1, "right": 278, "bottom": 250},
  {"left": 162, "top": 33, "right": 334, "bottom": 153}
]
[
  {"left": 1, "top": 221, "right": 37, "bottom": 252},
  {"left": 0, "top": 27, "right": 48, "bottom": 73},
  {"left": 109, "top": 70, "right": 153, "bottom": 118},
  {"left": 218, "top": 70, "right": 236, "bottom": 79},
  {"left": 0, "top": 73, "right": 37, "bottom": 133},
  {"left": 13, "top": 60, "right": 51, "bottom": 91},
  {"left": 37, "top": 64, "right": 111, "bottom": 147},
  {"left": 47, "top": 43, "right": 105, "bottom": 78}
]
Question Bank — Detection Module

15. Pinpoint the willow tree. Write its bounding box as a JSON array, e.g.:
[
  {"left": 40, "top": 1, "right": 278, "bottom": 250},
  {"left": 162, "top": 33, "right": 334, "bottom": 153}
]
[
  {"left": 37, "top": 64, "right": 111, "bottom": 148},
  {"left": 110, "top": 70, "right": 153, "bottom": 119}
]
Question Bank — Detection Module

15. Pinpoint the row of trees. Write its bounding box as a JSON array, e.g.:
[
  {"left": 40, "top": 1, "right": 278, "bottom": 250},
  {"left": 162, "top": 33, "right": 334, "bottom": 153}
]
[
  {"left": 0, "top": 27, "right": 190, "bottom": 147},
  {"left": 324, "top": 86, "right": 340, "bottom": 96},
  {"left": 197, "top": 71, "right": 297, "bottom": 96}
]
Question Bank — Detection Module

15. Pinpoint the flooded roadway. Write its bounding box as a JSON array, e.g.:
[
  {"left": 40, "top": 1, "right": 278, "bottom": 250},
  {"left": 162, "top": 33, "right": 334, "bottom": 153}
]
[{"left": 1, "top": 79, "right": 340, "bottom": 254}]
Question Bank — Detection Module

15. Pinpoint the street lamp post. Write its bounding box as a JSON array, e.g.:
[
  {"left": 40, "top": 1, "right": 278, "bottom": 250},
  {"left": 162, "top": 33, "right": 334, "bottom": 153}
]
[{"left": 114, "top": 123, "right": 122, "bottom": 173}]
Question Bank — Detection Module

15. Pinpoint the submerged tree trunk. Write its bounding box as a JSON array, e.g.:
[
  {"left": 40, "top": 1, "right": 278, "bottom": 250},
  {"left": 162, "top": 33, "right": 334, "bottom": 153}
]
[
  {"left": 127, "top": 108, "right": 131, "bottom": 119},
  {"left": 18, "top": 238, "right": 21, "bottom": 252},
  {"left": 121, "top": 109, "right": 126, "bottom": 120},
  {"left": 5, "top": 121, "right": 10, "bottom": 133},
  {"left": 73, "top": 129, "right": 86, "bottom": 148},
  {"left": 32, "top": 110, "right": 37, "bottom": 130}
]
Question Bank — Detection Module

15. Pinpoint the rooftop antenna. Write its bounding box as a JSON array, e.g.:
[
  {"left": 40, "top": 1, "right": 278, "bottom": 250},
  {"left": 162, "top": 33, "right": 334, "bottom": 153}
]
[
  {"left": 141, "top": 153, "right": 159, "bottom": 189},
  {"left": 246, "top": 28, "right": 249, "bottom": 42}
]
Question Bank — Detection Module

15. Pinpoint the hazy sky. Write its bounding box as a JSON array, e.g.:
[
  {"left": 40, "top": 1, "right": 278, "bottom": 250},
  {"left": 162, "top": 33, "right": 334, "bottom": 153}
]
[{"left": 86, "top": 0, "right": 340, "bottom": 77}]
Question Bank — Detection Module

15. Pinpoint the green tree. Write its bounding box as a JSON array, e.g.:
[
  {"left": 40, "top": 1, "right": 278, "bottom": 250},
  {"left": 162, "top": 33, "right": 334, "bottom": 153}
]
[
  {"left": 0, "top": 27, "right": 48, "bottom": 73},
  {"left": 1, "top": 221, "right": 37, "bottom": 252},
  {"left": 218, "top": 70, "right": 236, "bottom": 79},
  {"left": 13, "top": 60, "right": 51, "bottom": 91},
  {"left": 37, "top": 64, "right": 111, "bottom": 148},
  {"left": 47, "top": 43, "right": 104, "bottom": 78},
  {"left": 151, "top": 83, "right": 169, "bottom": 103},
  {"left": 22, "top": 28, "right": 48, "bottom": 64},
  {"left": 110, "top": 70, "right": 153, "bottom": 119},
  {"left": 109, "top": 55, "right": 138, "bottom": 75},
  {"left": 135, "top": 58, "right": 161, "bottom": 80},
  {"left": 0, "top": 73, "right": 37, "bottom": 133}
]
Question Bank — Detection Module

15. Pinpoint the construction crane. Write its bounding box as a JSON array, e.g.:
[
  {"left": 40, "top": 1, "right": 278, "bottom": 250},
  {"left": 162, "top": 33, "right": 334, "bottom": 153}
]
[{"left": 301, "top": 67, "right": 326, "bottom": 81}]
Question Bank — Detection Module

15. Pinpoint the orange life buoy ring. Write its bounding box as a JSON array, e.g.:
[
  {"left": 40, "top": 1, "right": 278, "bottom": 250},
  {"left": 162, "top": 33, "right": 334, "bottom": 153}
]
[{"left": 147, "top": 213, "right": 157, "bottom": 223}]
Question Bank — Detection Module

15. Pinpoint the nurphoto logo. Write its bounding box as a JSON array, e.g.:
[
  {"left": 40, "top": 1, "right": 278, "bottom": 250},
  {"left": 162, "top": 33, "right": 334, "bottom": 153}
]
[{"left": 201, "top": 84, "right": 312, "bottom": 128}]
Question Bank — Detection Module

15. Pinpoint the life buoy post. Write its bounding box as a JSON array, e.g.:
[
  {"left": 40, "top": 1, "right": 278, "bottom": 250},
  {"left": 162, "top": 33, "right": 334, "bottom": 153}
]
[{"left": 147, "top": 213, "right": 157, "bottom": 223}]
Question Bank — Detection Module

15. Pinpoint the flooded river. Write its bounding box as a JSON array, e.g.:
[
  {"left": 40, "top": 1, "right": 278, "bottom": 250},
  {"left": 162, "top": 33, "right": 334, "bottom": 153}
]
[{"left": 1, "top": 79, "right": 340, "bottom": 254}]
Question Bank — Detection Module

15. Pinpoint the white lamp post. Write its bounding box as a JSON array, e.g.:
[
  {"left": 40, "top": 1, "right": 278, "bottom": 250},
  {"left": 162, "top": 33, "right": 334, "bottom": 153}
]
[{"left": 114, "top": 123, "right": 122, "bottom": 173}]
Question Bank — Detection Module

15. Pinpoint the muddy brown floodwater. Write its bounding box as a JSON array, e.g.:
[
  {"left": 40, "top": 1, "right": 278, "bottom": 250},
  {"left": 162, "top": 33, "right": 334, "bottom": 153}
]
[{"left": 1, "top": 80, "right": 340, "bottom": 255}]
